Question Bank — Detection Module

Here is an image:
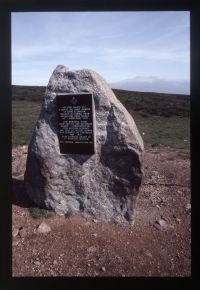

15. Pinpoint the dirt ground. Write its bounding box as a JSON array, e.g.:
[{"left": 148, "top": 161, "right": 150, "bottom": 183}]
[{"left": 12, "top": 144, "right": 191, "bottom": 277}]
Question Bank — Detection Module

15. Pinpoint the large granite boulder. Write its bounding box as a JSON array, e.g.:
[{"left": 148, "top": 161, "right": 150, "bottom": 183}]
[{"left": 24, "top": 65, "right": 144, "bottom": 224}]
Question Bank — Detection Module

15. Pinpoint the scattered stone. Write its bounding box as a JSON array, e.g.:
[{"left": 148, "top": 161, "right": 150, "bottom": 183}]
[
  {"left": 12, "top": 228, "right": 19, "bottom": 238},
  {"left": 93, "top": 219, "right": 98, "bottom": 223},
  {"left": 37, "top": 222, "right": 51, "bottom": 234},
  {"left": 145, "top": 250, "right": 152, "bottom": 258},
  {"left": 87, "top": 246, "right": 97, "bottom": 253},
  {"left": 12, "top": 240, "right": 20, "bottom": 246},
  {"left": 158, "top": 219, "right": 167, "bottom": 227},
  {"left": 154, "top": 219, "right": 168, "bottom": 230},
  {"left": 101, "top": 267, "right": 106, "bottom": 272},
  {"left": 185, "top": 203, "right": 191, "bottom": 212},
  {"left": 24, "top": 65, "right": 144, "bottom": 225},
  {"left": 19, "top": 227, "right": 27, "bottom": 238},
  {"left": 22, "top": 145, "right": 28, "bottom": 153},
  {"left": 33, "top": 261, "right": 41, "bottom": 267},
  {"left": 92, "top": 233, "right": 97, "bottom": 238}
]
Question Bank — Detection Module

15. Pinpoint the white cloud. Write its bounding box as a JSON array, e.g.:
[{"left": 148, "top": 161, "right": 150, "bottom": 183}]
[
  {"left": 97, "top": 47, "right": 189, "bottom": 63},
  {"left": 12, "top": 11, "right": 190, "bottom": 86},
  {"left": 12, "top": 44, "right": 66, "bottom": 59}
]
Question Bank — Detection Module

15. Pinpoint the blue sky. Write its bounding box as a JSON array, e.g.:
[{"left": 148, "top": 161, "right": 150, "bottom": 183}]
[{"left": 12, "top": 11, "right": 190, "bottom": 94}]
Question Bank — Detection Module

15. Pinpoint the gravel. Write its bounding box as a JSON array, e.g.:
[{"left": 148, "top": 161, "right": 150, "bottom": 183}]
[{"left": 12, "top": 144, "right": 191, "bottom": 277}]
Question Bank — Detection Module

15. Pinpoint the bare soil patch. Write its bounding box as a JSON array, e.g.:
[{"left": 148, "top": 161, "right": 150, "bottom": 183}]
[{"left": 12, "top": 144, "right": 191, "bottom": 277}]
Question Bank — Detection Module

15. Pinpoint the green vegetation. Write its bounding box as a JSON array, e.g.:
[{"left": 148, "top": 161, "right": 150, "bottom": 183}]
[
  {"left": 114, "top": 89, "right": 190, "bottom": 117},
  {"left": 12, "top": 85, "right": 190, "bottom": 154},
  {"left": 28, "top": 207, "right": 55, "bottom": 219},
  {"left": 133, "top": 112, "right": 190, "bottom": 151},
  {"left": 12, "top": 85, "right": 46, "bottom": 102},
  {"left": 12, "top": 100, "right": 41, "bottom": 148}
]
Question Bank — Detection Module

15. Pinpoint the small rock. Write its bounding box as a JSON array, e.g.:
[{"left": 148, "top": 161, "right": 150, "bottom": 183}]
[
  {"left": 53, "top": 260, "right": 58, "bottom": 265},
  {"left": 33, "top": 261, "right": 41, "bottom": 266},
  {"left": 145, "top": 250, "right": 152, "bottom": 258},
  {"left": 158, "top": 219, "right": 168, "bottom": 228},
  {"left": 154, "top": 219, "right": 168, "bottom": 230},
  {"left": 87, "top": 263, "right": 91, "bottom": 267},
  {"left": 185, "top": 203, "right": 191, "bottom": 212},
  {"left": 12, "top": 228, "right": 19, "bottom": 238},
  {"left": 92, "top": 233, "right": 97, "bottom": 238},
  {"left": 37, "top": 222, "right": 51, "bottom": 234},
  {"left": 101, "top": 267, "right": 106, "bottom": 272},
  {"left": 93, "top": 219, "right": 98, "bottom": 223},
  {"left": 87, "top": 246, "right": 97, "bottom": 253},
  {"left": 12, "top": 240, "right": 20, "bottom": 246},
  {"left": 19, "top": 227, "right": 27, "bottom": 238},
  {"left": 176, "top": 218, "right": 181, "bottom": 223}
]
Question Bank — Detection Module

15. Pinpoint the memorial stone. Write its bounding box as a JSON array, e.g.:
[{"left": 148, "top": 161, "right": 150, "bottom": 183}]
[{"left": 24, "top": 65, "right": 144, "bottom": 224}]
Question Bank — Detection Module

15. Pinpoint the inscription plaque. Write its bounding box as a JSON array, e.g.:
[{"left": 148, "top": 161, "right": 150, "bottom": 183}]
[{"left": 56, "top": 93, "right": 95, "bottom": 154}]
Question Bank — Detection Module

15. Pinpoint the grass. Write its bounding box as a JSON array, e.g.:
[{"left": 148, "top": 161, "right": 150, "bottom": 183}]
[
  {"left": 12, "top": 100, "right": 41, "bottom": 148},
  {"left": 28, "top": 207, "right": 55, "bottom": 219},
  {"left": 12, "top": 85, "right": 46, "bottom": 102},
  {"left": 12, "top": 85, "right": 190, "bottom": 154},
  {"left": 114, "top": 88, "right": 190, "bottom": 117},
  {"left": 132, "top": 112, "right": 190, "bottom": 151}
]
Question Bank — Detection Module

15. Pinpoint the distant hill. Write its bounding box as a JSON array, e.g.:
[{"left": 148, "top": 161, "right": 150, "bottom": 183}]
[
  {"left": 12, "top": 85, "right": 190, "bottom": 117},
  {"left": 110, "top": 77, "right": 190, "bottom": 95},
  {"left": 12, "top": 85, "right": 46, "bottom": 102},
  {"left": 113, "top": 89, "right": 190, "bottom": 117}
]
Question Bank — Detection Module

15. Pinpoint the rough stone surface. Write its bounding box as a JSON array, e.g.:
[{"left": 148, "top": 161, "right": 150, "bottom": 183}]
[{"left": 24, "top": 64, "right": 144, "bottom": 224}]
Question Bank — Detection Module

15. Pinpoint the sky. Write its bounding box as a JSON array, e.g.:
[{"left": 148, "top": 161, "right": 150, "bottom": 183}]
[{"left": 12, "top": 11, "right": 190, "bottom": 94}]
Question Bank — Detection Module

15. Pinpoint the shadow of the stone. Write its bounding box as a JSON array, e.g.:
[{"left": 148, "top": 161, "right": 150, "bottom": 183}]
[{"left": 12, "top": 178, "right": 36, "bottom": 208}]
